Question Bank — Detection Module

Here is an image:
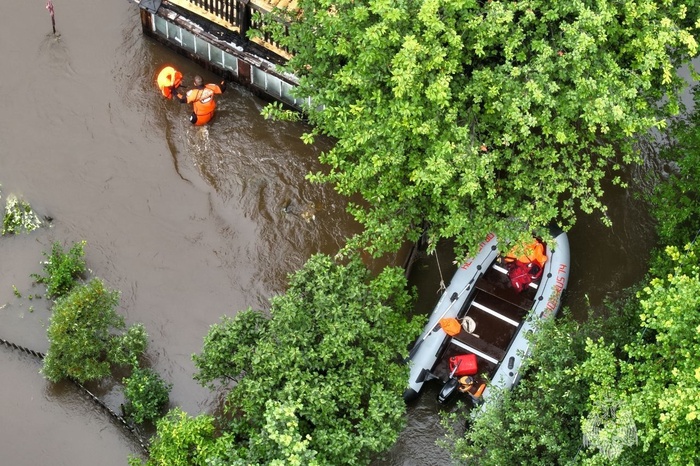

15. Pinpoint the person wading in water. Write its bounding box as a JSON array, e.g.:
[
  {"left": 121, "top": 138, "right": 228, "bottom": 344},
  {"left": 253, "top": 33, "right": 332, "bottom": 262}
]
[
  {"left": 175, "top": 75, "right": 226, "bottom": 126},
  {"left": 156, "top": 66, "right": 183, "bottom": 99}
]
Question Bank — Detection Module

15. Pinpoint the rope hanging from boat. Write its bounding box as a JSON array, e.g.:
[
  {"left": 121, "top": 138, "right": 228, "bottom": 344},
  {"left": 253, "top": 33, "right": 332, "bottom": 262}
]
[{"left": 435, "top": 250, "right": 446, "bottom": 294}]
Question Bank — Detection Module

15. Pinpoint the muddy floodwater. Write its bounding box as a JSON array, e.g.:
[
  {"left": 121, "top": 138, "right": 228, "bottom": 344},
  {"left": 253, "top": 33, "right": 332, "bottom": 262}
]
[{"left": 1, "top": 1, "right": 688, "bottom": 464}]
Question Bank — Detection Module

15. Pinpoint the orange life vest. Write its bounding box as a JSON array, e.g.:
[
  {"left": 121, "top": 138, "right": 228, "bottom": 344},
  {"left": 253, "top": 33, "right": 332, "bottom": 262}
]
[
  {"left": 505, "top": 239, "right": 547, "bottom": 267},
  {"left": 157, "top": 66, "right": 183, "bottom": 99},
  {"left": 186, "top": 83, "right": 223, "bottom": 126},
  {"left": 458, "top": 376, "right": 475, "bottom": 393},
  {"left": 505, "top": 239, "right": 547, "bottom": 293}
]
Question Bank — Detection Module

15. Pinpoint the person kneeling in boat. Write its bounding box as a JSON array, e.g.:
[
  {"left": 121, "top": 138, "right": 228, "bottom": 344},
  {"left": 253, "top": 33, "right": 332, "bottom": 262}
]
[
  {"left": 504, "top": 237, "right": 548, "bottom": 292},
  {"left": 156, "top": 66, "right": 183, "bottom": 99},
  {"left": 175, "top": 75, "right": 226, "bottom": 126}
]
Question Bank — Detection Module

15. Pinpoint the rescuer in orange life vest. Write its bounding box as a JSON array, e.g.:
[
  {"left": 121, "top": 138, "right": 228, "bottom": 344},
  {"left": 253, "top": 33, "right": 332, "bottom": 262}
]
[
  {"left": 156, "top": 66, "right": 183, "bottom": 99},
  {"left": 175, "top": 75, "right": 226, "bottom": 126}
]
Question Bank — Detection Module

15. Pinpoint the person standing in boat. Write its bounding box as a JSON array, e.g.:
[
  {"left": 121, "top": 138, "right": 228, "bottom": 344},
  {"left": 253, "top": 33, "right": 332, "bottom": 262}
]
[
  {"left": 156, "top": 66, "right": 183, "bottom": 100},
  {"left": 175, "top": 75, "right": 226, "bottom": 126}
]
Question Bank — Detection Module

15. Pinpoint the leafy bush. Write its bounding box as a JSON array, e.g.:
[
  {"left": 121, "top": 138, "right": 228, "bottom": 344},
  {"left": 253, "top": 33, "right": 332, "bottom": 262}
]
[
  {"left": 650, "top": 85, "right": 700, "bottom": 249},
  {"left": 43, "top": 278, "right": 124, "bottom": 383},
  {"left": 191, "top": 254, "right": 422, "bottom": 466},
  {"left": 578, "top": 244, "right": 700, "bottom": 465},
  {"left": 109, "top": 323, "right": 149, "bottom": 367},
  {"left": 131, "top": 409, "right": 224, "bottom": 466},
  {"left": 122, "top": 367, "right": 172, "bottom": 425},
  {"left": 32, "top": 241, "right": 87, "bottom": 299},
  {"left": 2, "top": 193, "right": 42, "bottom": 235}
]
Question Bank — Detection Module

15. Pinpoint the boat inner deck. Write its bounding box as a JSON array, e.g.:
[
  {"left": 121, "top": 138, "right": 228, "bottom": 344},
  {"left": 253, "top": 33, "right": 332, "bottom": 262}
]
[{"left": 433, "top": 259, "right": 540, "bottom": 384}]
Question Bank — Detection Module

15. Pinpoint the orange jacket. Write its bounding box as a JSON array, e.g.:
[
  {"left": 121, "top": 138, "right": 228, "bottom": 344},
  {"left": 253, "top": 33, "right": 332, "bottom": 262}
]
[
  {"left": 505, "top": 239, "right": 547, "bottom": 266},
  {"left": 156, "top": 66, "right": 183, "bottom": 99},
  {"left": 185, "top": 83, "right": 224, "bottom": 126}
]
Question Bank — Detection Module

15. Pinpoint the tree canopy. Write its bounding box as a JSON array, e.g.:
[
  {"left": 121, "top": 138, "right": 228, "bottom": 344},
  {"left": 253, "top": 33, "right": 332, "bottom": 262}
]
[
  {"left": 138, "top": 254, "right": 421, "bottom": 466},
  {"left": 578, "top": 243, "right": 700, "bottom": 465},
  {"left": 275, "top": 0, "right": 698, "bottom": 259},
  {"left": 442, "top": 84, "right": 700, "bottom": 465},
  {"left": 42, "top": 277, "right": 147, "bottom": 384}
]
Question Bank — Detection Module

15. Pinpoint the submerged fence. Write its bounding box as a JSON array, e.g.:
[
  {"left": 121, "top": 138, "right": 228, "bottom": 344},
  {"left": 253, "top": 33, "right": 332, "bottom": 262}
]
[{"left": 0, "top": 336, "right": 150, "bottom": 454}]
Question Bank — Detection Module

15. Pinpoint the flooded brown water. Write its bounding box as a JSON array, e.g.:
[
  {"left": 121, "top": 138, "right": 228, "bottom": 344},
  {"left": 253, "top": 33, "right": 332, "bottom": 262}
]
[{"left": 0, "top": 0, "right": 690, "bottom": 464}]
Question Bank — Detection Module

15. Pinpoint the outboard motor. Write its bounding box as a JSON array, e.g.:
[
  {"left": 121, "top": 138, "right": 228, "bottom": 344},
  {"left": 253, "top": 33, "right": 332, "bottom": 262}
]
[
  {"left": 438, "top": 357, "right": 464, "bottom": 404},
  {"left": 438, "top": 377, "right": 460, "bottom": 404}
]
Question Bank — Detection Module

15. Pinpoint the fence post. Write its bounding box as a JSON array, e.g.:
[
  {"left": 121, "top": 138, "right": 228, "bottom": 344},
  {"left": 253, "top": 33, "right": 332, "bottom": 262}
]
[{"left": 238, "top": 0, "right": 250, "bottom": 41}]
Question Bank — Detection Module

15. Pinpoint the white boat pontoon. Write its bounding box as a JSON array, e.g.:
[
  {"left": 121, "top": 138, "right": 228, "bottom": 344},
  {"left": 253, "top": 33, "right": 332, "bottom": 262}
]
[{"left": 404, "top": 227, "right": 570, "bottom": 405}]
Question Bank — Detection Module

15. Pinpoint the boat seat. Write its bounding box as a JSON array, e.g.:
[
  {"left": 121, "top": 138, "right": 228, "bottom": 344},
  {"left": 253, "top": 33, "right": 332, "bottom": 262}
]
[
  {"left": 475, "top": 267, "right": 537, "bottom": 311},
  {"left": 450, "top": 328, "right": 505, "bottom": 364},
  {"left": 461, "top": 302, "right": 519, "bottom": 351},
  {"left": 471, "top": 290, "right": 529, "bottom": 323}
]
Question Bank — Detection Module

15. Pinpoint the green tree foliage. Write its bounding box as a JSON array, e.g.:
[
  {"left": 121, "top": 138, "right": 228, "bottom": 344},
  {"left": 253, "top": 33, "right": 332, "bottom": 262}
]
[
  {"left": 579, "top": 243, "right": 700, "bottom": 465},
  {"left": 274, "top": 0, "right": 698, "bottom": 259},
  {"left": 133, "top": 409, "right": 224, "bottom": 466},
  {"left": 190, "top": 254, "right": 422, "bottom": 465},
  {"left": 443, "top": 301, "right": 639, "bottom": 465},
  {"left": 32, "top": 240, "right": 87, "bottom": 299},
  {"left": 443, "top": 82, "right": 700, "bottom": 464},
  {"left": 122, "top": 367, "right": 172, "bottom": 425},
  {"left": 193, "top": 307, "right": 269, "bottom": 390},
  {"left": 110, "top": 323, "right": 150, "bottom": 367},
  {"left": 650, "top": 85, "right": 700, "bottom": 249},
  {"left": 255, "top": 400, "right": 321, "bottom": 466},
  {"left": 42, "top": 278, "right": 146, "bottom": 384}
]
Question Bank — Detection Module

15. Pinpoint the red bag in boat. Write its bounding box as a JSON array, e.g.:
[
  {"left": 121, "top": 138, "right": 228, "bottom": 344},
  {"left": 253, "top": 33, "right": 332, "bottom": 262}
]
[
  {"left": 508, "top": 261, "right": 532, "bottom": 293},
  {"left": 449, "top": 353, "right": 478, "bottom": 376},
  {"left": 507, "top": 260, "right": 543, "bottom": 293}
]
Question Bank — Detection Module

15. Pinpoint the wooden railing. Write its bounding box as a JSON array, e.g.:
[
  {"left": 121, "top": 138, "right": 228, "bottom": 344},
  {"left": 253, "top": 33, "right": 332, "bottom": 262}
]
[
  {"left": 187, "top": 0, "right": 240, "bottom": 26},
  {"left": 167, "top": 0, "right": 296, "bottom": 58}
]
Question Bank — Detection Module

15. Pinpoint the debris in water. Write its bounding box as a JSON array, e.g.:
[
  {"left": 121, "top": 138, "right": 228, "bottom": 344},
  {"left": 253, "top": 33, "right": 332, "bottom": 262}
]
[
  {"left": 46, "top": 0, "right": 56, "bottom": 35},
  {"left": 281, "top": 198, "right": 292, "bottom": 213}
]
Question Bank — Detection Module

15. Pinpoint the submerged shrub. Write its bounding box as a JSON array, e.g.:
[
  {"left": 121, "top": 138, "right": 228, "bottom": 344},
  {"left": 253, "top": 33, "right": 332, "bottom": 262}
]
[
  {"left": 109, "top": 323, "right": 149, "bottom": 367},
  {"left": 123, "top": 367, "right": 172, "bottom": 425},
  {"left": 43, "top": 278, "right": 123, "bottom": 383},
  {"left": 32, "top": 240, "right": 87, "bottom": 299},
  {"left": 2, "top": 193, "right": 42, "bottom": 235}
]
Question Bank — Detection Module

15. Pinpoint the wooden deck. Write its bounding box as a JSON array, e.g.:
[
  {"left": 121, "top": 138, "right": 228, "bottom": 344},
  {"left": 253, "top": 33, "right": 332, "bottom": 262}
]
[{"left": 256, "top": 0, "right": 298, "bottom": 11}]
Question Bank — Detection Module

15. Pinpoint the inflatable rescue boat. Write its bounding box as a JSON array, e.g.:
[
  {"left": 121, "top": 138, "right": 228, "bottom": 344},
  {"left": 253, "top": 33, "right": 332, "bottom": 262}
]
[{"left": 403, "top": 227, "right": 570, "bottom": 405}]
